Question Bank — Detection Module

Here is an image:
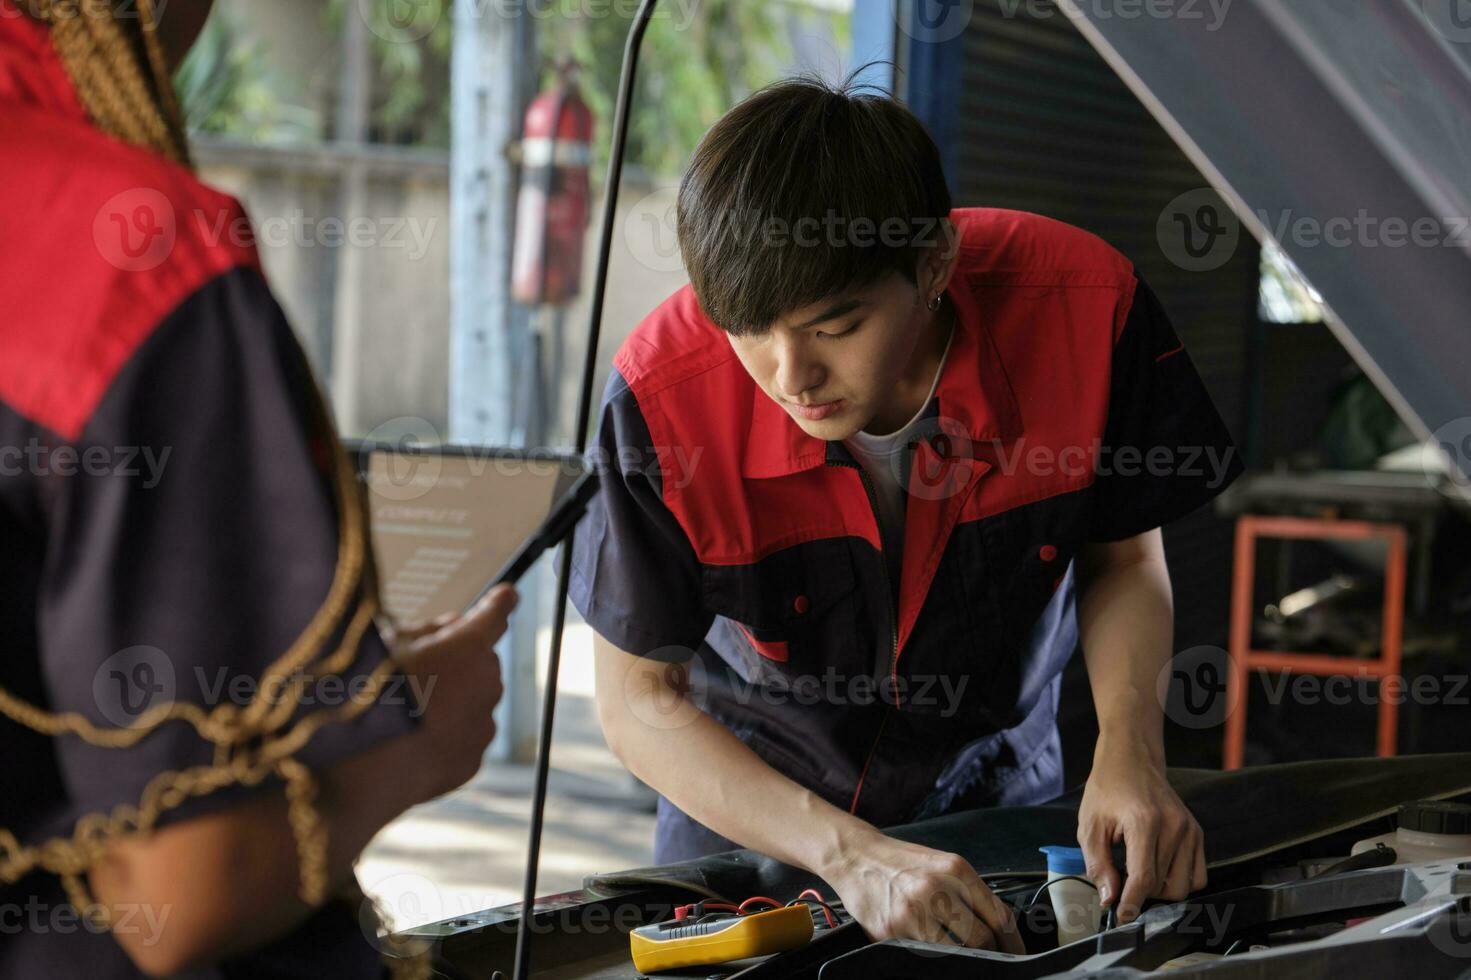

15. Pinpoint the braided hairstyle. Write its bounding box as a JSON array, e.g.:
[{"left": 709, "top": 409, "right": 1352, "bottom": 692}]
[
  {"left": 23, "top": 0, "right": 192, "bottom": 166},
  {"left": 9, "top": 8, "right": 438, "bottom": 974}
]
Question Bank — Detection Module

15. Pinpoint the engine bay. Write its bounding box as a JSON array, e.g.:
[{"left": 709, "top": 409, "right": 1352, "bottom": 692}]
[{"left": 401, "top": 758, "right": 1471, "bottom": 979}]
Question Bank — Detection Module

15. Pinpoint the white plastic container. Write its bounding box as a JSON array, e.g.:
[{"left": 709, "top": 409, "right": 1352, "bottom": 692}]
[
  {"left": 1351, "top": 801, "right": 1471, "bottom": 865},
  {"left": 1039, "top": 845, "right": 1103, "bottom": 945}
]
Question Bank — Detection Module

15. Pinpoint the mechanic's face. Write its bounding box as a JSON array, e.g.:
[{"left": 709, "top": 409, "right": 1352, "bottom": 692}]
[{"left": 726, "top": 246, "right": 957, "bottom": 441}]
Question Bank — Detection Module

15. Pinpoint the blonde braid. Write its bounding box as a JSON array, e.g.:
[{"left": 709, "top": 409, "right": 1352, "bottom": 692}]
[
  {"left": 27, "top": 0, "right": 192, "bottom": 166},
  {"left": 0, "top": 358, "right": 432, "bottom": 978},
  {"left": 0, "top": 119, "right": 427, "bottom": 976},
  {"left": 134, "top": 0, "right": 190, "bottom": 152}
]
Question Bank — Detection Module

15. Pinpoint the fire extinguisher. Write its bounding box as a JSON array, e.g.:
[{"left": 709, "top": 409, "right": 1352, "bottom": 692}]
[{"left": 512, "top": 59, "right": 593, "bottom": 307}]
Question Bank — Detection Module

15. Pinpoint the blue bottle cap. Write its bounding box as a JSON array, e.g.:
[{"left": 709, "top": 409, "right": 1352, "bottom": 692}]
[{"left": 1039, "top": 845, "right": 1087, "bottom": 876}]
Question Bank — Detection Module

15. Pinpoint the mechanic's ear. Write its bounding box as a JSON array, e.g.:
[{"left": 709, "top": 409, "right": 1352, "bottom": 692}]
[{"left": 918, "top": 218, "right": 961, "bottom": 297}]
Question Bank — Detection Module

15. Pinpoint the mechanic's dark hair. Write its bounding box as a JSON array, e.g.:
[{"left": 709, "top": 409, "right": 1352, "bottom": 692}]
[{"left": 676, "top": 68, "right": 953, "bottom": 336}]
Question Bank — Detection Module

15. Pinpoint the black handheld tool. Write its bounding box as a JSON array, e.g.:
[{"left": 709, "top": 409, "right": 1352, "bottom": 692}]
[
  {"left": 510, "top": 5, "right": 660, "bottom": 980},
  {"left": 469, "top": 469, "right": 600, "bottom": 599}
]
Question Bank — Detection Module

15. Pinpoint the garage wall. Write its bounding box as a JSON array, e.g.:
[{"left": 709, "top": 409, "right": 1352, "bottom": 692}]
[
  {"left": 1257, "top": 324, "right": 1360, "bottom": 467},
  {"left": 888, "top": 0, "right": 1263, "bottom": 773},
  {"left": 907, "top": 0, "right": 1259, "bottom": 655}
]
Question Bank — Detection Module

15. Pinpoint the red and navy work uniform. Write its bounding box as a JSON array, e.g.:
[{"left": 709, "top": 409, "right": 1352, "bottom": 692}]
[
  {"left": 570, "top": 207, "right": 1244, "bottom": 863},
  {"left": 1, "top": 8, "right": 415, "bottom": 977}
]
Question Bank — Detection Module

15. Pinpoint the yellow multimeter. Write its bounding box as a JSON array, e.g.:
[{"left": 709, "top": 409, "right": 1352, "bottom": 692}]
[{"left": 630, "top": 904, "right": 815, "bottom": 973}]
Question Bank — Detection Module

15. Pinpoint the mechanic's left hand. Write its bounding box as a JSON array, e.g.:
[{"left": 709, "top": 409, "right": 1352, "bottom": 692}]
[{"left": 1076, "top": 732, "right": 1206, "bottom": 924}]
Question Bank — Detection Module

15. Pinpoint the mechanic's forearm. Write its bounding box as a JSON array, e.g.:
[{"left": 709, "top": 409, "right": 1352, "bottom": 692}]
[
  {"left": 603, "top": 674, "right": 878, "bottom": 878},
  {"left": 90, "top": 723, "right": 439, "bottom": 975},
  {"left": 1076, "top": 541, "right": 1174, "bottom": 764}
]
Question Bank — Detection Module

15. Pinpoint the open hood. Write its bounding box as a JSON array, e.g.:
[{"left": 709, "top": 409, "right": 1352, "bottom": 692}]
[{"left": 1061, "top": 0, "right": 1471, "bottom": 482}]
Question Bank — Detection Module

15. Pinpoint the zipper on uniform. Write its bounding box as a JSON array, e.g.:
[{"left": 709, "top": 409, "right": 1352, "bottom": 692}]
[{"left": 827, "top": 459, "right": 900, "bottom": 677}]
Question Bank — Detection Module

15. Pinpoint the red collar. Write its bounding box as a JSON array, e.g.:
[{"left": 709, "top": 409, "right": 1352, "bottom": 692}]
[
  {"left": 0, "top": 0, "right": 89, "bottom": 122},
  {"left": 741, "top": 272, "right": 1024, "bottom": 479}
]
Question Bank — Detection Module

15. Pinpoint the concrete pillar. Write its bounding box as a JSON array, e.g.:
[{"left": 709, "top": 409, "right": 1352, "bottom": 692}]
[{"left": 450, "top": 2, "right": 539, "bottom": 762}]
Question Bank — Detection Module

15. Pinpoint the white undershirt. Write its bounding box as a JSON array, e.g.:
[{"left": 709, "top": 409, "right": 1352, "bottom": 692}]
[{"left": 843, "top": 328, "right": 954, "bottom": 593}]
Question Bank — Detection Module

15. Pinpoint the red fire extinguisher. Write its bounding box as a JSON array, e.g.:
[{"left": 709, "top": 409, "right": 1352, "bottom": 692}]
[{"left": 512, "top": 59, "right": 593, "bottom": 307}]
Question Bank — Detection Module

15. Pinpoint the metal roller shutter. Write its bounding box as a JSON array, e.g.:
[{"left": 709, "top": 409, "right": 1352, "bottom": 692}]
[{"left": 947, "top": 0, "right": 1258, "bottom": 658}]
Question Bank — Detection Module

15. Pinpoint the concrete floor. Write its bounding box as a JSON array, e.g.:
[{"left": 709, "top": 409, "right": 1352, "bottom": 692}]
[{"left": 355, "top": 624, "right": 656, "bottom": 933}]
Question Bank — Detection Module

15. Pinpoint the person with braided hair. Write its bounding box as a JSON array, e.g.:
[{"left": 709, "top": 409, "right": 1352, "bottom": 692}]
[{"left": 1, "top": 1, "right": 519, "bottom": 975}]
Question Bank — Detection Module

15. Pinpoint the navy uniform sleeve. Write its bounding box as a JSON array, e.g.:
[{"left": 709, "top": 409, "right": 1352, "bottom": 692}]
[
  {"left": 569, "top": 370, "right": 712, "bottom": 661},
  {"left": 37, "top": 266, "right": 417, "bottom": 827},
  {"left": 1088, "top": 276, "right": 1245, "bottom": 542}
]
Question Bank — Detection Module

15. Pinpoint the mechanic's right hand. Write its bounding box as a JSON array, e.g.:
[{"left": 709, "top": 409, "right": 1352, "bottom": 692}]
[
  {"left": 388, "top": 584, "right": 519, "bottom": 798},
  {"left": 822, "top": 830, "right": 1025, "bottom": 954}
]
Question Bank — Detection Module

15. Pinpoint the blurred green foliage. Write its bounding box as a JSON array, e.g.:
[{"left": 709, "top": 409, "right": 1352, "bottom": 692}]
[
  {"left": 1259, "top": 241, "right": 1326, "bottom": 324},
  {"left": 178, "top": 0, "right": 849, "bottom": 161},
  {"left": 326, "top": 0, "right": 455, "bottom": 145},
  {"left": 175, "top": 8, "right": 320, "bottom": 142},
  {"left": 540, "top": 0, "right": 850, "bottom": 178}
]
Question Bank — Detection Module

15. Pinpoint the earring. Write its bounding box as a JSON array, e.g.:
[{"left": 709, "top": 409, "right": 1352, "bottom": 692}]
[{"left": 927, "top": 293, "right": 943, "bottom": 312}]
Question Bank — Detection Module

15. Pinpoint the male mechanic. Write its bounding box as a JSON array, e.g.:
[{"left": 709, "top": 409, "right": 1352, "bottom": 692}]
[{"left": 570, "top": 75, "right": 1242, "bottom": 951}]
